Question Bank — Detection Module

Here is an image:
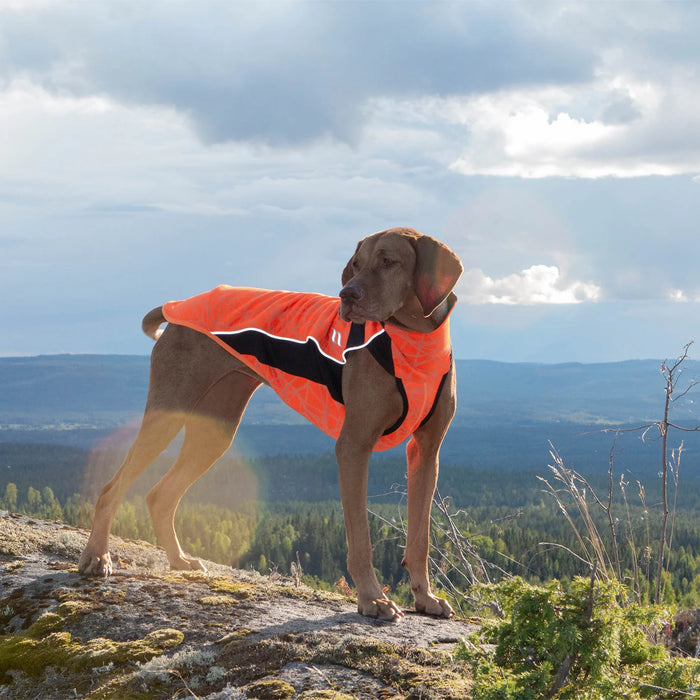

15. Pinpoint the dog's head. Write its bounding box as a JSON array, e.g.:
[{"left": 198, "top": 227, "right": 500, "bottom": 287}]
[{"left": 339, "top": 227, "right": 463, "bottom": 325}]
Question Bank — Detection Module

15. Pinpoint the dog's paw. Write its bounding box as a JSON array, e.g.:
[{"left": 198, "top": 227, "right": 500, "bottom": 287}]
[
  {"left": 415, "top": 594, "right": 455, "bottom": 619},
  {"left": 358, "top": 596, "right": 405, "bottom": 622},
  {"left": 170, "top": 556, "right": 208, "bottom": 573},
  {"left": 78, "top": 550, "right": 113, "bottom": 577}
]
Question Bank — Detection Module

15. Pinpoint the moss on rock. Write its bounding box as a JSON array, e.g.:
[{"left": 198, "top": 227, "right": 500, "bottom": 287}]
[
  {"left": 313, "top": 634, "right": 471, "bottom": 698},
  {"left": 198, "top": 594, "right": 241, "bottom": 607},
  {"left": 208, "top": 576, "right": 256, "bottom": 599},
  {"left": 0, "top": 630, "right": 74, "bottom": 678},
  {"left": 0, "top": 624, "right": 184, "bottom": 682},
  {"left": 1, "top": 514, "right": 477, "bottom": 698},
  {"left": 245, "top": 678, "right": 296, "bottom": 699}
]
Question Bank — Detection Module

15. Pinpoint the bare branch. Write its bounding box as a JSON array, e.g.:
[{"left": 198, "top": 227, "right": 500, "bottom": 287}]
[
  {"left": 538, "top": 542, "right": 595, "bottom": 569},
  {"left": 666, "top": 422, "right": 700, "bottom": 432}
]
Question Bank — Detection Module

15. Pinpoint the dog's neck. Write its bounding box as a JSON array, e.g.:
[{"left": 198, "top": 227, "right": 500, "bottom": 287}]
[{"left": 387, "top": 293, "right": 454, "bottom": 333}]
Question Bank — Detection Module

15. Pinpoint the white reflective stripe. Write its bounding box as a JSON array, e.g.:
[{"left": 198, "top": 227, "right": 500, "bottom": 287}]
[{"left": 212, "top": 326, "right": 386, "bottom": 365}]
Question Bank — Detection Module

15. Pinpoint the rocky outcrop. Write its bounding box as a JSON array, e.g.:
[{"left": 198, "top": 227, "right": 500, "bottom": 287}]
[{"left": 0, "top": 512, "right": 475, "bottom": 699}]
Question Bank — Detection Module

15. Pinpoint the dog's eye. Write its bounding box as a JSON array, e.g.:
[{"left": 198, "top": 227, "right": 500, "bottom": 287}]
[{"left": 382, "top": 257, "right": 397, "bottom": 269}]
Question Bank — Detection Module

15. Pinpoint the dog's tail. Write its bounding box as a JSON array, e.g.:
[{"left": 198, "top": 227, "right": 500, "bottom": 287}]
[{"left": 142, "top": 306, "right": 166, "bottom": 341}]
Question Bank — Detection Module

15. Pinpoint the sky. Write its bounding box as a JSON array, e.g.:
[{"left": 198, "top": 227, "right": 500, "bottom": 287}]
[{"left": 1, "top": 0, "right": 700, "bottom": 364}]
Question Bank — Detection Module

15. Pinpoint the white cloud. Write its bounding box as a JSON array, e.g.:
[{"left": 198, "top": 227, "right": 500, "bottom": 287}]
[
  {"left": 0, "top": 79, "right": 195, "bottom": 208},
  {"left": 2, "top": 2, "right": 699, "bottom": 183},
  {"left": 448, "top": 89, "right": 619, "bottom": 178},
  {"left": 0, "top": 1, "right": 699, "bottom": 359},
  {"left": 0, "top": 1, "right": 594, "bottom": 146},
  {"left": 350, "top": 65, "right": 700, "bottom": 180},
  {"left": 668, "top": 288, "right": 700, "bottom": 303},
  {"left": 444, "top": 73, "right": 700, "bottom": 178},
  {"left": 459, "top": 265, "right": 601, "bottom": 305},
  {"left": 0, "top": 78, "right": 430, "bottom": 222},
  {"left": 1, "top": 0, "right": 61, "bottom": 9},
  {"left": 669, "top": 289, "right": 688, "bottom": 303}
]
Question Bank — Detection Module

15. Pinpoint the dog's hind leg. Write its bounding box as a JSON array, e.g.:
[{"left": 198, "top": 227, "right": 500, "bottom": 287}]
[
  {"left": 145, "top": 370, "right": 260, "bottom": 571},
  {"left": 79, "top": 409, "right": 185, "bottom": 576}
]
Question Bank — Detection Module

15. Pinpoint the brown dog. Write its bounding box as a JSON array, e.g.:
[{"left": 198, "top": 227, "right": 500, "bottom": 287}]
[{"left": 79, "top": 227, "right": 462, "bottom": 621}]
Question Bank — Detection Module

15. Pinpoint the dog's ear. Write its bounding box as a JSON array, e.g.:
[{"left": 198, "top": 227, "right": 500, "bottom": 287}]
[
  {"left": 341, "top": 240, "right": 363, "bottom": 286},
  {"left": 413, "top": 235, "right": 463, "bottom": 316}
]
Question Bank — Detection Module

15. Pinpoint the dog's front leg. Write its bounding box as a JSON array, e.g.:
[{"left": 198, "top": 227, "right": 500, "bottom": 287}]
[
  {"left": 336, "top": 432, "right": 403, "bottom": 621},
  {"left": 403, "top": 436, "right": 454, "bottom": 618},
  {"left": 337, "top": 352, "right": 405, "bottom": 621},
  {"left": 402, "top": 365, "right": 456, "bottom": 618}
]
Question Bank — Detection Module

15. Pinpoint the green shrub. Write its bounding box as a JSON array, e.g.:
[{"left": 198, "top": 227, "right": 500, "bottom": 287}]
[{"left": 457, "top": 577, "right": 699, "bottom": 700}]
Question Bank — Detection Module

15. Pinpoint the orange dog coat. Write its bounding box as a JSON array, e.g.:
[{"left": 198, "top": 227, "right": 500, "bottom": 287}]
[{"left": 162, "top": 285, "right": 453, "bottom": 451}]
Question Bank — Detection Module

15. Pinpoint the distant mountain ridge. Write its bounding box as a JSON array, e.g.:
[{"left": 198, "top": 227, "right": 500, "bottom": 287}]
[
  {"left": 1, "top": 353, "right": 694, "bottom": 427},
  {"left": 1, "top": 354, "right": 698, "bottom": 473}
]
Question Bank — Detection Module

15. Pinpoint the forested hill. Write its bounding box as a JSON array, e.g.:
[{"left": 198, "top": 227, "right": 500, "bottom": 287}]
[
  {"left": 1, "top": 353, "right": 698, "bottom": 473},
  {"left": 2, "top": 354, "right": 695, "bottom": 426}
]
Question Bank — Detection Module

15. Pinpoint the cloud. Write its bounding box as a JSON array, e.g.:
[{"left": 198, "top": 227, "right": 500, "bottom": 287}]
[
  {"left": 0, "top": 75, "right": 449, "bottom": 228},
  {"left": 2, "top": 0, "right": 699, "bottom": 180},
  {"left": 459, "top": 265, "right": 601, "bottom": 305},
  {"left": 0, "top": 1, "right": 594, "bottom": 146},
  {"left": 435, "top": 1, "right": 700, "bottom": 180},
  {"left": 668, "top": 288, "right": 700, "bottom": 303},
  {"left": 445, "top": 72, "right": 700, "bottom": 178},
  {"left": 669, "top": 289, "right": 688, "bottom": 303},
  {"left": 0, "top": 78, "right": 200, "bottom": 211},
  {"left": 0, "top": 1, "right": 699, "bottom": 362}
]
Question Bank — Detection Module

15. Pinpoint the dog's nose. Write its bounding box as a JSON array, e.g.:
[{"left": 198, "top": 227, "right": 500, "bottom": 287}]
[{"left": 339, "top": 284, "right": 364, "bottom": 303}]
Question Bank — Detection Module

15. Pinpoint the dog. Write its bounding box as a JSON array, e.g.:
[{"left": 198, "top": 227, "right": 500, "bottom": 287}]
[{"left": 79, "top": 227, "right": 462, "bottom": 621}]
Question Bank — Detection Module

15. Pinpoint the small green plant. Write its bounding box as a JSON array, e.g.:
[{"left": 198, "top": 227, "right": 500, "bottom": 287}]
[{"left": 457, "top": 576, "right": 699, "bottom": 699}]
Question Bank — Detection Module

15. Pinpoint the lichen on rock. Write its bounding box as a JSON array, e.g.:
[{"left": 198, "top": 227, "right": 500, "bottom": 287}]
[{"left": 1, "top": 512, "right": 476, "bottom": 698}]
